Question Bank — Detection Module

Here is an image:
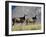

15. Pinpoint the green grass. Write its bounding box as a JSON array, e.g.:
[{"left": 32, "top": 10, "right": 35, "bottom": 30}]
[{"left": 12, "top": 23, "right": 41, "bottom": 31}]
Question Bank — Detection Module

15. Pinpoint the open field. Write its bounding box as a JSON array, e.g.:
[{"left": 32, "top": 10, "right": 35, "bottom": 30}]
[{"left": 12, "top": 23, "right": 41, "bottom": 31}]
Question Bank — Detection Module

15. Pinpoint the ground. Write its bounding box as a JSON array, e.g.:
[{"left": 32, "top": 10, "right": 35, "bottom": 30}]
[{"left": 12, "top": 23, "right": 41, "bottom": 31}]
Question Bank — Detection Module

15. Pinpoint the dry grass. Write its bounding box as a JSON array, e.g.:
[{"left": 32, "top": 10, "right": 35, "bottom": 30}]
[{"left": 12, "top": 23, "right": 41, "bottom": 31}]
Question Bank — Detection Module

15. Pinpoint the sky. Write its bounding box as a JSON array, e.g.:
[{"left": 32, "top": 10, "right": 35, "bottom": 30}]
[{"left": 12, "top": 6, "right": 41, "bottom": 23}]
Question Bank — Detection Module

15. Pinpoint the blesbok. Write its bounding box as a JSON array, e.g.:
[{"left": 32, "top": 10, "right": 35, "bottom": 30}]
[
  {"left": 25, "top": 18, "right": 34, "bottom": 25},
  {"left": 12, "top": 14, "right": 27, "bottom": 26},
  {"left": 32, "top": 15, "right": 37, "bottom": 23},
  {"left": 25, "top": 15, "right": 37, "bottom": 25},
  {"left": 20, "top": 14, "right": 27, "bottom": 24},
  {"left": 12, "top": 17, "right": 20, "bottom": 26}
]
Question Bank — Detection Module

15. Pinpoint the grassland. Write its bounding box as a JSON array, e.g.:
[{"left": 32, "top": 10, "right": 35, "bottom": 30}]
[{"left": 12, "top": 23, "right": 41, "bottom": 31}]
